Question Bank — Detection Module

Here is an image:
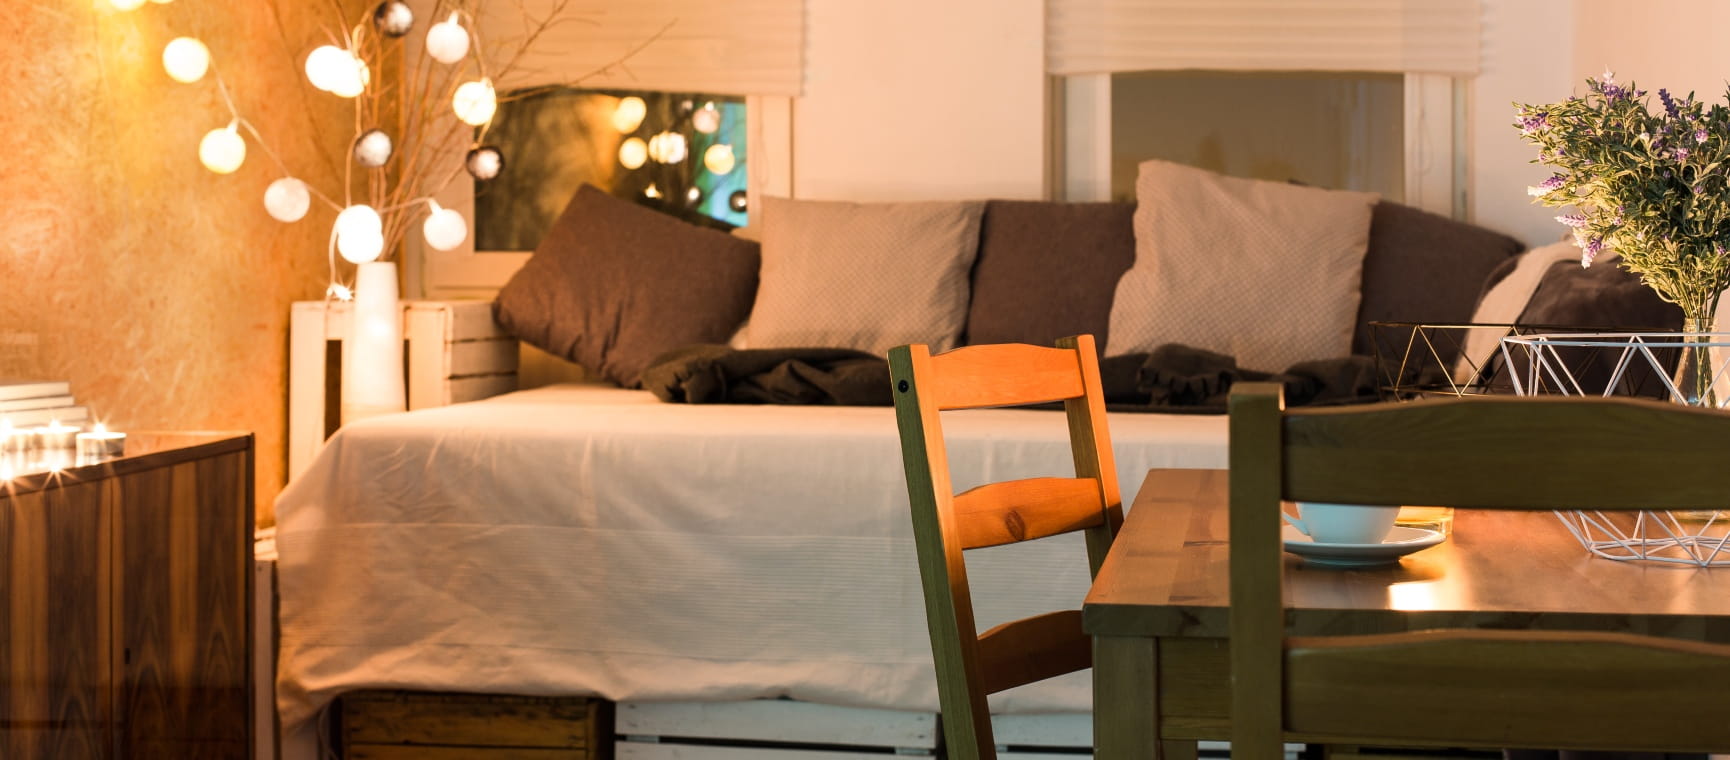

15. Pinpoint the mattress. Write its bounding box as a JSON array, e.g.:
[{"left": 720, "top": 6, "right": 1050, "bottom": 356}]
[{"left": 273, "top": 384, "right": 1228, "bottom": 740}]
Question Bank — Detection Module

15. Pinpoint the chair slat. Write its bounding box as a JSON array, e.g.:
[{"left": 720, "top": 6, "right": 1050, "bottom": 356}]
[
  {"left": 975, "top": 610, "right": 1090, "bottom": 696},
  {"left": 954, "top": 477, "right": 1105, "bottom": 550},
  {"left": 1282, "top": 395, "right": 1730, "bottom": 510},
  {"left": 927, "top": 343, "right": 1086, "bottom": 410},
  {"left": 1285, "top": 630, "right": 1730, "bottom": 751}
]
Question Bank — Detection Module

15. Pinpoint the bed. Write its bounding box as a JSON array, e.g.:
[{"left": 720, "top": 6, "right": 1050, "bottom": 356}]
[{"left": 272, "top": 383, "right": 1230, "bottom": 756}]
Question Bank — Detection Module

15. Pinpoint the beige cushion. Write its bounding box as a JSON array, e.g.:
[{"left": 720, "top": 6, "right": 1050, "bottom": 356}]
[
  {"left": 745, "top": 197, "right": 985, "bottom": 354},
  {"left": 1452, "top": 240, "right": 1584, "bottom": 379},
  {"left": 1106, "top": 161, "right": 1378, "bottom": 370}
]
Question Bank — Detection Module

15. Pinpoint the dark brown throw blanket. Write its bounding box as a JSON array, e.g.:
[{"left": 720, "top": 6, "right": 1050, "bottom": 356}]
[{"left": 640, "top": 343, "right": 1379, "bottom": 411}]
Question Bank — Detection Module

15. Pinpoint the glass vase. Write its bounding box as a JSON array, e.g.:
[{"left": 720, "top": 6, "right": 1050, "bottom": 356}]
[
  {"left": 1672, "top": 315, "right": 1721, "bottom": 520},
  {"left": 341, "top": 260, "right": 407, "bottom": 425},
  {"left": 1672, "top": 316, "right": 1719, "bottom": 407}
]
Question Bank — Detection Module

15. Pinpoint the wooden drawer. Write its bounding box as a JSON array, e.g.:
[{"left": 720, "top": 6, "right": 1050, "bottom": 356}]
[{"left": 339, "top": 691, "right": 612, "bottom": 760}]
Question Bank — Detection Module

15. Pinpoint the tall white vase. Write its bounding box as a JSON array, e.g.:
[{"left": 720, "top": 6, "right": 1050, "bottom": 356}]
[{"left": 342, "top": 261, "right": 406, "bottom": 424}]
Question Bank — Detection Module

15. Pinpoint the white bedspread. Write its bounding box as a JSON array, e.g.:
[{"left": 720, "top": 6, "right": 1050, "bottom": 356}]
[{"left": 273, "top": 385, "right": 1228, "bottom": 739}]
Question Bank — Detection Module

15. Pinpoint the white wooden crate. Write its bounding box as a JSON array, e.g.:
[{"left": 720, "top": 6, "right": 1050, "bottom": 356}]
[{"left": 288, "top": 300, "right": 518, "bottom": 480}]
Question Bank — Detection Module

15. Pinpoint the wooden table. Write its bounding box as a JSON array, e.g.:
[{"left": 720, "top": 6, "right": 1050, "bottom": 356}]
[{"left": 1083, "top": 468, "right": 1730, "bottom": 759}]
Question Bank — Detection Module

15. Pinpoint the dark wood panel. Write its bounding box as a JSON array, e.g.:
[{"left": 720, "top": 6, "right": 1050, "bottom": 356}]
[
  {"left": 117, "top": 449, "right": 252, "bottom": 760},
  {"left": 0, "top": 480, "right": 114, "bottom": 760},
  {"left": 339, "top": 691, "right": 612, "bottom": 760}
]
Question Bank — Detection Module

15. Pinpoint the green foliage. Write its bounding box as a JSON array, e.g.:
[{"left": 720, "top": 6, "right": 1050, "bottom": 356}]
[{"left": 1516, "top": 75, "right": 1730, "bottom": 319}]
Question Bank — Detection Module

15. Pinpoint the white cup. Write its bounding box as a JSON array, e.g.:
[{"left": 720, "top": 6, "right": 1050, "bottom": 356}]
[{"left": 1283, "top": 502, "right": 1400, "bottom": 544}]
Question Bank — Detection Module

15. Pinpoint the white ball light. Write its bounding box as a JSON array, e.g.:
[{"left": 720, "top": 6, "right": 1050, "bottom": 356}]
[
  {"left": 372, "top": 1, "right": 415, "bottom": 37},
  {"left": 264, "top": 177, "right": 311, "bottom": 222},
  {"left": 422, "top": 202, "right": 468, "bottom": 251},
  {"left": 162, "top": 37, "right": 210, "bottom": 83},
  {"left": 337, "top": 230, "right": 385, "bottom": 264},
  {"left": 618, "top": 137, "right": 648, "bottom": 170},
  {"left": 353, "top": 128, "right": 393, "bottom": 167},
  {"left": 692, "top": 104, "right": 721, "bottom": 134},
  {"left": 703, "top": 144, "right": 737, "bottom": 175},
  {"left": 647, "top": 131, "right": 687, "bottom": 164},
  {"left": 327, "top": 54, "right": 369, "bottom": 98},
  {"left": 452, "top": 78, "right": 496, "bottom": 126},
  {"left": 304, "top": 45, "right": 349, "bottom": 92},
  {"left": 612, "top": 96, "right": 647, "bottom": 133},
  {"left": 109, "top": 0, "right": 147, "bottom": 10},
  {"left": 335, "top": 204, "right": 383, "bottom": 240},
  {"left": 199, "top": 124, "right": 246, "bottom": 174},
  {"left": 425, "top": 12, "right": 470, "bottom": 64}
]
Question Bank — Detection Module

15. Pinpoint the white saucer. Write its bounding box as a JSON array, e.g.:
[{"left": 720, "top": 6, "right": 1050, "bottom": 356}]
[{"left": 1281, "top": 525, "right": 1447, "bottom": 567}]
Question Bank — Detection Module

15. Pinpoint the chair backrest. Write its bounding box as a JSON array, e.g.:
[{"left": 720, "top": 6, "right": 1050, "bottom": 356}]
[
  {"left": 889, "top": 335, "right": 1122, "bottom": 760},
  {"left": 1226, "top": 382, "right": 1730, "bottom": 758}
]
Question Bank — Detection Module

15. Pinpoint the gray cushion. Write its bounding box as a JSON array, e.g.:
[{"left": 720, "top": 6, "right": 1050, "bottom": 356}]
[
  {"left": 964, "top": 200, "right": 1136, "bottom": 350},
  {"left": 492, "top": 184, "right": 761, "bottom": 387},
  {"left": 1353, "top": 201, "right": 1524, "bottom": 357}
]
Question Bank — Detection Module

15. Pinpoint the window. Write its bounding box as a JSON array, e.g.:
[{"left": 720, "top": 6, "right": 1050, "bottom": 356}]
[{"left": 474, "top": 87, "right": 748, "bottom": 252}]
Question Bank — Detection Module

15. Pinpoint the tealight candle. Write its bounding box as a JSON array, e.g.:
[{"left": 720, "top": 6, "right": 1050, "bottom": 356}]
[
  {"left": 0, "top": 421, "right": 27, "bottom": 455},
  {"left": 35, "top": 420, "right": 80, "bottom": 451},
  {"left": 76, "top": 424, "right": 126, "bottom": 462}
]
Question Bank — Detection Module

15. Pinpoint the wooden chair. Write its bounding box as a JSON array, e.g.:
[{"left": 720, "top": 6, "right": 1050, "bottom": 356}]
[
  {"left": 1227, "top": 381, "right": 1730, "bottom": 758},
  {"left": 889, "top": 335, "right": 1122, "bottom": 760}
]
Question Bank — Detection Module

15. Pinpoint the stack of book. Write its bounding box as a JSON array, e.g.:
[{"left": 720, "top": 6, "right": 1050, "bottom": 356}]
[{"left": 0, "top": 379, "right": 86, "bottom": 428}]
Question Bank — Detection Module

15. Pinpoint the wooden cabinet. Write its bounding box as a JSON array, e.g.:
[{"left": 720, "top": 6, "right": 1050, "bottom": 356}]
[{"left": 0, "top": 433, "right": 254, "bottom": 760}]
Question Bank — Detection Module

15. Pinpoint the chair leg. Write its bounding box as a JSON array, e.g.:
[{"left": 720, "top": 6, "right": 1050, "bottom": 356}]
[{"left": 1160, "top": 740, "right": 1199, "bottom": 760}]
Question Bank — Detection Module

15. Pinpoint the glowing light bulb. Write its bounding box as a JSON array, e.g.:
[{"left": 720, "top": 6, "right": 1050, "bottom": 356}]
[
  {"left": 618, "top": 137, "right": 648, "bottom": 170},
  {"left": 452, "top": 78, "right": 496, "bottom": 126},
  {"left": 327, "top": 54, "right": 369, "bottom": 98},
  {"left": 612, "top": 96, "right": 646, "bottom": 133},
  {"left": 109, "top": 0, "right": 147, "bottom": 10},
  {"left": 327, "top": 282, "right": 354, "bottom": 301},
  {"left": 335, "top": 204, "right": 383, "bottom": 239},
  {"left": 647, "top": 131, "right": 687, "bottom": 164},
  {"left": 264, "top": 177, "right": 311, "bottom": 222},
  {"left": 199, "top": 122, "right": 246, "bottom": 174},
  {"left": 692, "top": 103, "right": 721, "bottom": 134},
  {"left": 337, "top": 230, "right": 385, "bottom": 264},
  {"left": 703, "top": 144, "right": 736, "bottom": 175},
  {"left": 304, "top": 45, "right": 349, "bottom": 92},
  {"left": 644, "top": 183, "right": 662, "bottom": 199},
  {"left": 425, "top": 12, "right": 470, "bottom": 64},
  {"left": 162, "top": 37, "right": 210, "bottom": 83},
  {"left": 422, "top": 201, "right": 467, "bottom": 251}
]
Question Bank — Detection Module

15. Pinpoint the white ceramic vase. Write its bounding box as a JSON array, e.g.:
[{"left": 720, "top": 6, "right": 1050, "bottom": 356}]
[{"left": 342, "top": 260, "right": 406, "bottom": 424}]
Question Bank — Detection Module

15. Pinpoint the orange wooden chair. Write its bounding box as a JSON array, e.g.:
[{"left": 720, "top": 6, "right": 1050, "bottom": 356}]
[
  {"left": 889, "top": 335, "right": 1122, "bottom": 760},
  {"left": 1228, "top": 382, "right": 1730, "bottom": 758}
]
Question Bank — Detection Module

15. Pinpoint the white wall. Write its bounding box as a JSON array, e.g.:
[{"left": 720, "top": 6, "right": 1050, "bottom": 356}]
[
  {"left": 1470, "top": 0, "right": 1577, "bottom": 248},
  {"left": 793, "top": 0, "right": 1047, "bottom": 201},
  {"left": 1574, "top": 0, "right": 1730, "bottom": 105}
]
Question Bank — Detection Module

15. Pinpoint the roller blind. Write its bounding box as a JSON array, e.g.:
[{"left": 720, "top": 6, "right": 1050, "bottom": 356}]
[
  {"left": 1047, "top": 0, "right": 1481, "bottom": 77},
  {"left": 479, "top": 0, "right": 804, "bottom": 96}
]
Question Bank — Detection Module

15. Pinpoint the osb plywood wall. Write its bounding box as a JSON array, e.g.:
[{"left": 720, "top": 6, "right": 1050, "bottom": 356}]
[{"left": 0, "top": 1, "right": 368, "bottom": 524}]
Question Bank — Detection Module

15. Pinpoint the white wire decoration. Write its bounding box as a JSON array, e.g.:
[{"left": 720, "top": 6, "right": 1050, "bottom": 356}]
[{"left": 1501, "top": 331, "right": 1730, "bottom": 566}]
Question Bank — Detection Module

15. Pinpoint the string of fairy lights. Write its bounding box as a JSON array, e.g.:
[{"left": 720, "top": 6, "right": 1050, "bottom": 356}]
[{"left": 113, "top": 0, "right": 503, "bottom": 300}]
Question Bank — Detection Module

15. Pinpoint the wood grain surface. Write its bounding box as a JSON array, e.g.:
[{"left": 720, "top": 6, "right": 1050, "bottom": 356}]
[
  {"left": 1086, "top": 468, "right": 1730, "bottom": 640},
  {"left": 0, "top": 434, "right": 252, "bottom": 759},
  {"left": 338, "top": 691, "right": 609, "bottom": 759}
]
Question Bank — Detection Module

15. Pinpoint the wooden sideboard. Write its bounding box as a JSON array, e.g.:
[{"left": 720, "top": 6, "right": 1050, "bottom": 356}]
[{"left": 0, "top": 432, "right": 254, "bottom": 759}]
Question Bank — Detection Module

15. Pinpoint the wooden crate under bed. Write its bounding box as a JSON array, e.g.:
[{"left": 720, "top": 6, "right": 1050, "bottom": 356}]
[{"left": 336, "top": 690, "right": 613, "bottom": 760}]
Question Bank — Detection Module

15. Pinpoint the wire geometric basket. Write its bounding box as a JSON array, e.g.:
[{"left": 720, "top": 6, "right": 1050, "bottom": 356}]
[
  {"left": 1501, "top": 331, "right": 1730, "bottom": 567},
  {"left": 1367, "top": 322, "right": 1678, "bottom": 401}
]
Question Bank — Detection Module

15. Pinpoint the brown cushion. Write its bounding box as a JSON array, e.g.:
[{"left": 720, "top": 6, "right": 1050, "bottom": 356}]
[
  {"left": 492, "top": 184, "right": 761, "bottom": 387},
  {"left": 1352, "top": 201, "right": 1524, "bottom": 357},
  {"left": 964, "top": 200, "right": 1136, "bottom": 350},
  {"left": 1518, "top": 257, "right": 1682, "bottom": 330}
]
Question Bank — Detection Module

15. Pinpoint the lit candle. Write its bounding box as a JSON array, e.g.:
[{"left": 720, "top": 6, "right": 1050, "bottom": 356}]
[
  {"left": 0, "top": 420, "right": 27, "bottom": 455},
  {"left": 76, "top": 423, "right": 127, "bottom": 463},
  {"left": 35, "top": 420, "right": 80, "bottom": 451}
]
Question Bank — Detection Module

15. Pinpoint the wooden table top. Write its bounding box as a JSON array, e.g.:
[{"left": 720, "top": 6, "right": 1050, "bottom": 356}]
[
  {"left": 1083, "top": 468, "right": 1730, "bottom": 642},
  {"left": 0, "top": 431, "right": 251, "bottom": 496}
]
